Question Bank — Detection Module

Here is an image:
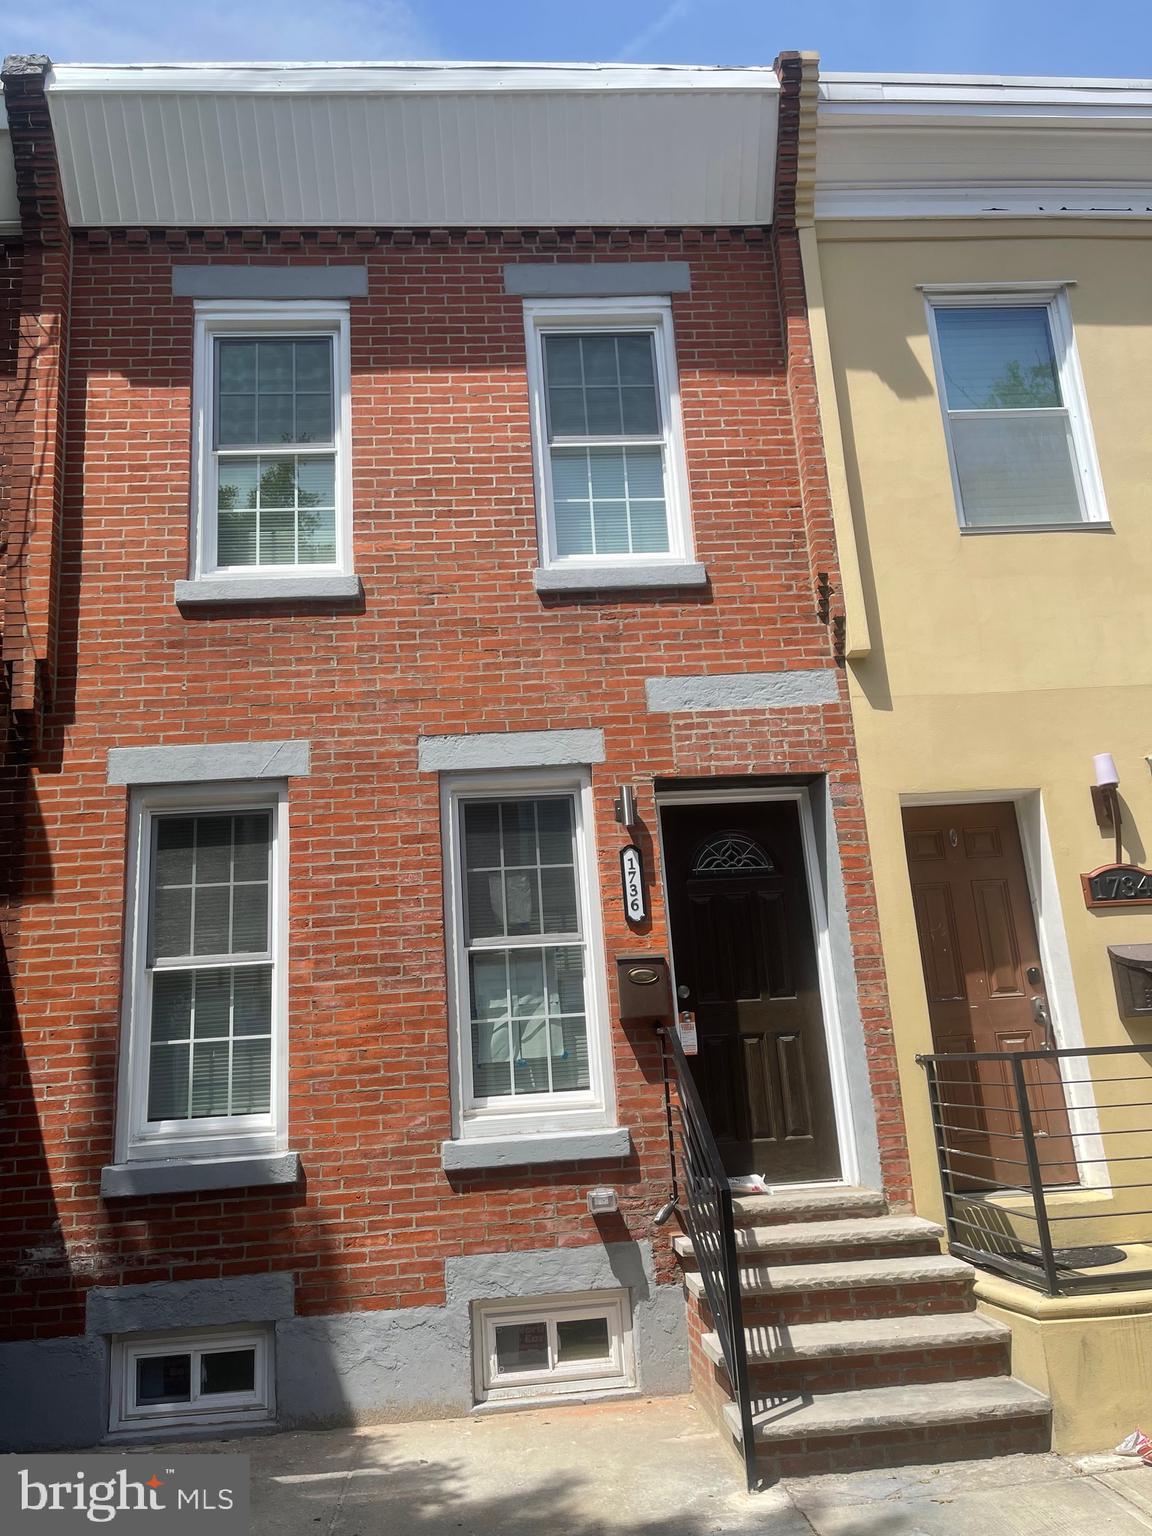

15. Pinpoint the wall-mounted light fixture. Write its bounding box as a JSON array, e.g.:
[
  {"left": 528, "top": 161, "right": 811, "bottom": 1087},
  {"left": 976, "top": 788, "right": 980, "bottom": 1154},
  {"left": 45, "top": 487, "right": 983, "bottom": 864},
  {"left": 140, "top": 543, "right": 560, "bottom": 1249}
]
[
  {"left": 613, "top": 785, "right": 638, "bottom": 829},
  {"left": 1092, "top": 752, "right": 1123, "bottom": 864}
]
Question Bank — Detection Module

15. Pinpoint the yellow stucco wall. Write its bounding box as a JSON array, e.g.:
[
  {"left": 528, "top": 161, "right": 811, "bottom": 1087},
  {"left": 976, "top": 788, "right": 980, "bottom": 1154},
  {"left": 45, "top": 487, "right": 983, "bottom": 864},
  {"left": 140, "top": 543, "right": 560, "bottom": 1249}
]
[
  {"left": 812, "top": 218, "right": 1152, "bottom": 1448},
  {"left": 813, "top": 220, "right": 1152, "bottom": 1203}
]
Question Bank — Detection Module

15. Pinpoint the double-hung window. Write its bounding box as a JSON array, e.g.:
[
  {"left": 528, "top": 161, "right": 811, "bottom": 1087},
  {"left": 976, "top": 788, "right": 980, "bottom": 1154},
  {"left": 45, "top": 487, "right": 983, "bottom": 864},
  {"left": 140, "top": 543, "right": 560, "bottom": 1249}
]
[
  {"left": 191, "top": 302, "right": 352, "bottom": 581},
  {"left": 525, "top": 298, "right": 693, "bottom": 571},
  {"left": 118, "top": 785, "right": 287, "bottom": 1163},
  {"left": 443, "top": 771, "right": 611, "bottom": 1136},
  {"left": 925, "top": 288, "right": 1106, "bottom": 529}
]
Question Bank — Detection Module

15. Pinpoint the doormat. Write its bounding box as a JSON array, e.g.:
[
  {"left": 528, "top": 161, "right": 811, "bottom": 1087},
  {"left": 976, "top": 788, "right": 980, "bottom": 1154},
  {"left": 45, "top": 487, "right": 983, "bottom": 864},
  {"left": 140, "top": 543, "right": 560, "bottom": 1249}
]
[{"left": 1017, "top": 1243, "right": 1127, "bottom": 1270}]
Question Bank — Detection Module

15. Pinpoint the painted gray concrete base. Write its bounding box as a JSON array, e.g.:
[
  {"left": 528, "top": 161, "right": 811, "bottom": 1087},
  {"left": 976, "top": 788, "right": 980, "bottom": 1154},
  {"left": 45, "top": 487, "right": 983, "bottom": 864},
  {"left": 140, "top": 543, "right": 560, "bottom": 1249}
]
[
  {"left": 0, "top": 1336, "right": 107, "bottom": 1451},
  {"left": 277, "top": 1240, "right": 688, "bottom": 1428},
  {"left": 1, "top": 1241, "right": 686, "bottom": 1448}
]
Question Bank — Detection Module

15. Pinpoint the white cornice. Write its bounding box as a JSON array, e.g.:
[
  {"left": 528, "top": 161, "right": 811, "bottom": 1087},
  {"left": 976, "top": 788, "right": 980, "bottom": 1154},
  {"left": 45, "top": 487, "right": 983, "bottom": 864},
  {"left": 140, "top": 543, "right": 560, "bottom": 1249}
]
[
  {"left": 816, "top": 72, "right": 1152, "bottom": 221},
  {"left": 46, "top": 60, "right": 780, "bottom": 95}
]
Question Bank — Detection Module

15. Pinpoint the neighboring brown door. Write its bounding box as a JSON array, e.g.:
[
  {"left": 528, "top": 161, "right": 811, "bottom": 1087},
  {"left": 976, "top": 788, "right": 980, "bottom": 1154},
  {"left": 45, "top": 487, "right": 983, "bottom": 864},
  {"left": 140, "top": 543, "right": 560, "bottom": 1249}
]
[
  {"left": 662, "top": 800, "right": 841, "bottom": 1182},
  {"left": 903, "top": 803, "right": 1076, "bottom": 1188}
]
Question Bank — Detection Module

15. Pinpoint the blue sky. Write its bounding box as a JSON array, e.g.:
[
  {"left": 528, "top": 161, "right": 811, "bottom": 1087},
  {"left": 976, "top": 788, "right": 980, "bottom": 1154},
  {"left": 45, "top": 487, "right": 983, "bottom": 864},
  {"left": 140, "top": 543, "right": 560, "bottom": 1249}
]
[{"left": 6, "top": 0, "right": 1152, "bottom": 76}]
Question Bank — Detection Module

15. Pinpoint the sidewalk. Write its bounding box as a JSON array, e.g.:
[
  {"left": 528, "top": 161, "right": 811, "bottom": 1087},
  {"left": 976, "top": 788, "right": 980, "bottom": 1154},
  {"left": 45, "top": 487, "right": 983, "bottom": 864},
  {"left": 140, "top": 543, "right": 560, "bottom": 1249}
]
[{"left": 166, "top": 1395, "right": 1152, "bottom": 1535}]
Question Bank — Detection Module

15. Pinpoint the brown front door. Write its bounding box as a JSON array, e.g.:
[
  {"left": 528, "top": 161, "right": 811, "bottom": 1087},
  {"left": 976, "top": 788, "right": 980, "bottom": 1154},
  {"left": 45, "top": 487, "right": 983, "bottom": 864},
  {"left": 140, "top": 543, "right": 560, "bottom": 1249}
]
[
  {"left": 662, "top": 799, "right": 841, "bottom": 1182},
  {"left": 903, "top": 802, "right": 1077, "bottom": 1188}
]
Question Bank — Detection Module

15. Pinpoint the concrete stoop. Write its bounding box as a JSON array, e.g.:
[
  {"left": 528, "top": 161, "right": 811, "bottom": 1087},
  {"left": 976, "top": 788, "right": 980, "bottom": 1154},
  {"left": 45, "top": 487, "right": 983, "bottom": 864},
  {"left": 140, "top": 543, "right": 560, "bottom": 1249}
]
[{"left": 676, "top": 1185, "right": 1052, "bottom": 1479}]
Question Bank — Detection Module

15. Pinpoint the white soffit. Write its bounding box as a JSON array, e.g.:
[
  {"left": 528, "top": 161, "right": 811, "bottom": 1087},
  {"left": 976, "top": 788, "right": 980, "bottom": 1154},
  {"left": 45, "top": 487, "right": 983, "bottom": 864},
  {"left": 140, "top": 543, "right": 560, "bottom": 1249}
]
[
  {"left": 816, "top": 72, "right": 1152, "bottom": 219},
  {"left": 44, "top": 61, "right": 780, "bottom": 229}
]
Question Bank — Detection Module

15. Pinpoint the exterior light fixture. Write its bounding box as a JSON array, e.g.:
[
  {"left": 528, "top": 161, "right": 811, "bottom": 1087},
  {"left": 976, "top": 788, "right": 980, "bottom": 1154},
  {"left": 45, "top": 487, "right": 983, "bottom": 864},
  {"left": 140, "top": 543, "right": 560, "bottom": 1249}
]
[{"left": 1091, "top": 753, "right": 1123, "bottom": 864}]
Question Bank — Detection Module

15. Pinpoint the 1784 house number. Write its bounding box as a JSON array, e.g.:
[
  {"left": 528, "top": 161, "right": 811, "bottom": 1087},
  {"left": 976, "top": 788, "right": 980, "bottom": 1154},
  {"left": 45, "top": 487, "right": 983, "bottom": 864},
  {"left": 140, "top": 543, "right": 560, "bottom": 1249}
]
[{"left": 1082, "top": 863, "right": 1152, "bottom": 908}]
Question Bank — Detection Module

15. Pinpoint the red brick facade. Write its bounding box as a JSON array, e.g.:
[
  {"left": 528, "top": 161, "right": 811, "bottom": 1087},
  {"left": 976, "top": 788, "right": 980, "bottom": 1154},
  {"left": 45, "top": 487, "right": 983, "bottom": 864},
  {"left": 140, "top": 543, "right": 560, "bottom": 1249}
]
[{"left": 0, "top": 218, "right": 909, "bottom": 1344}]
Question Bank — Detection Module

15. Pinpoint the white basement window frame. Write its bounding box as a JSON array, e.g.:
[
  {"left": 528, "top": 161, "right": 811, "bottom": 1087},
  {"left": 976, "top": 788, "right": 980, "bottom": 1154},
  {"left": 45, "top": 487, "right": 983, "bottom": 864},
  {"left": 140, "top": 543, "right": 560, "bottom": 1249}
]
[
  {"left": 110, "top": 1327, "right": 275, "bottom": 1434},
  {"left": 190, "top": 300, "right": 353, "bottom": 582},
  {"left": 473, "top": 1291, "right": 634, "bottom": 1404},
  {"left": 523, "top": 297, "right": 694, "bottom": 571},
  {"left": 440, "top": 768, "right": 615, "bottom": 1140},
  {"left": 923, "top": 285, "right": 1108, "bottom": 532},
  {"left": 114, "top": 781, "right": 289, "bottom": 1164}
]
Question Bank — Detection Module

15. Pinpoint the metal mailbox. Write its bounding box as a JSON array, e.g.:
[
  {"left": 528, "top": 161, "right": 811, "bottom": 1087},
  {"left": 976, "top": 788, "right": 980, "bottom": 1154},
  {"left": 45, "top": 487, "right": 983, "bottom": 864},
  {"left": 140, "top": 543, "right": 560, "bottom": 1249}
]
[
  {"left": 615, "top": 954, "right": 672, "bottom": 1020},
  {"left": 1108, "top": 944, "right": 1152, "bottom": 1020}
]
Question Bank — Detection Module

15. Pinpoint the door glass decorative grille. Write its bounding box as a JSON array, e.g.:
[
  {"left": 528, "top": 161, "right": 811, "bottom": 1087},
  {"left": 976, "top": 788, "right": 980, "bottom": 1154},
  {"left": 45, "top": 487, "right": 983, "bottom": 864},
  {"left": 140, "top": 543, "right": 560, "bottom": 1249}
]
[{"left": 691, "top": 832, "right": 775, "bottom": 875}]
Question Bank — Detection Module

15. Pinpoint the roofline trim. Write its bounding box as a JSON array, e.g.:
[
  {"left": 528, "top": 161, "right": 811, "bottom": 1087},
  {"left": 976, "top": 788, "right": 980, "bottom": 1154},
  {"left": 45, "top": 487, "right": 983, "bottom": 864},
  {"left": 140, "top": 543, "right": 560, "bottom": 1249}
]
[{"left": 46, "top": 60, "right": 782, "bottom": 95}]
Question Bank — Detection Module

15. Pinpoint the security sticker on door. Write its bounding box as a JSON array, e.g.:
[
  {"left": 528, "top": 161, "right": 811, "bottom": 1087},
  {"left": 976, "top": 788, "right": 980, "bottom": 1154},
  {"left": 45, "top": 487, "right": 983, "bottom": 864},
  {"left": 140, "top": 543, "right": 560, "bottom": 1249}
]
[{"left": 677, "top": 1011, "right": 698, "bottom": 1055}]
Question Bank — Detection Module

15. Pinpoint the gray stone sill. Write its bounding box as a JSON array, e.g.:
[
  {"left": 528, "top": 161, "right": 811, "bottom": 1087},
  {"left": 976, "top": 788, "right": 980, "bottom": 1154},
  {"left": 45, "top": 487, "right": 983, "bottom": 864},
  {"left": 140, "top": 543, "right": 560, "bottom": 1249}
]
[
  {"left": 533, "top": 562, "right": 707, "bottom": 593},
  {"left": 175, "top": 575, "right": 363, "bottom": 605},
  {"left": 472, "top": 1387, "right": 640, "bottom": 1416},
  {"left": 101, "top": 1151, "right": 301, "bottom": 1198},
  {"left": 441, "top": 1127, "right": 631, "bottom": 1172}
]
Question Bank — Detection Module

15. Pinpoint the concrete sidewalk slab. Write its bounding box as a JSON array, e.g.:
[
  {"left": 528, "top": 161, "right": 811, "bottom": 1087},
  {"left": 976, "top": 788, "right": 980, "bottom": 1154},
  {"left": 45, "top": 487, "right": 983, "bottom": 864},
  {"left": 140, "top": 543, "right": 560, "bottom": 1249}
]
[{"left": 147, "top": 1394, "right": 1152, "bottom": 1536}]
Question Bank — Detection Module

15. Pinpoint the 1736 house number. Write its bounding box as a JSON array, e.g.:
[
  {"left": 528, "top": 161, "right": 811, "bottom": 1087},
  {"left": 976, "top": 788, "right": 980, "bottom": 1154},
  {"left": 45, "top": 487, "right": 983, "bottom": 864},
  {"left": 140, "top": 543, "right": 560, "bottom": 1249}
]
[{"left": 1082, "top": 863, "right": 1152, "bottom": 908}]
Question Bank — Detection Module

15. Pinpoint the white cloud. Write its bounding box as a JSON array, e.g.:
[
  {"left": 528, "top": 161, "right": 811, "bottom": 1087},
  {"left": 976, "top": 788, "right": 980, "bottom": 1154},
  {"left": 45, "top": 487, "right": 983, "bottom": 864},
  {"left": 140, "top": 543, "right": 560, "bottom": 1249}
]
[
  {"left": 616, "top": 0, "right": 696, "bottom": 61},
  {"left": 4, "top": 0, "right": 442, "bottom": 64}
]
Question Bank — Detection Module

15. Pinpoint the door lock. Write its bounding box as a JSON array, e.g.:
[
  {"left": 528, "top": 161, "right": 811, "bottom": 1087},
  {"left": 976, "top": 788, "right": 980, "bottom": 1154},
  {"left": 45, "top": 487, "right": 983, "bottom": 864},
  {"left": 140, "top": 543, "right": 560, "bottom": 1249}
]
[{"left": 677, "top": 984, "right": 691, "bottom": 1000}]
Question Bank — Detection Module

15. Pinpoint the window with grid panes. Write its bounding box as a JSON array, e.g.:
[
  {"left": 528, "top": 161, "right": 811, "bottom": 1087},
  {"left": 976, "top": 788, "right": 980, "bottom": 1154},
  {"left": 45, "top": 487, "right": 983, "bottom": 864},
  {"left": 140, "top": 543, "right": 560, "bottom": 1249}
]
[
  {"left": 461, "top": 795, "right": 591, "bottom": 1104},
  {"left": 213, "top": 334, "right": 339, "bottom": 567},
  {"left": 146, "top": 811, "right": 275, "bottom": 1127}
]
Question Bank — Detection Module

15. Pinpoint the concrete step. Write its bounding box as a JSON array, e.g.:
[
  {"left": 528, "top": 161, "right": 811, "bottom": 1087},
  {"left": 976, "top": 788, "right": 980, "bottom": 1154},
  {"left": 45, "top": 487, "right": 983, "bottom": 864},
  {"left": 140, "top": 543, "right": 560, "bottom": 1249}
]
[
  {"left": 685, "top": 1252, "right": 973, "bottom": 1301},
  {"left": 730, "top": 1186, "right": 887, "bottom": 1226},
  {"left": 698, "top": 1311, "right": 1011, "bottom": 1394},
  {"left": 674, "top": 1215, "right": 943, "bottom": 1266},
  {"left": 701, "top": 1310, "right": 1010, "bottom": 1369},
  {"left": 722, "top": 1376, "right": 1051, "bottom": 1448}
]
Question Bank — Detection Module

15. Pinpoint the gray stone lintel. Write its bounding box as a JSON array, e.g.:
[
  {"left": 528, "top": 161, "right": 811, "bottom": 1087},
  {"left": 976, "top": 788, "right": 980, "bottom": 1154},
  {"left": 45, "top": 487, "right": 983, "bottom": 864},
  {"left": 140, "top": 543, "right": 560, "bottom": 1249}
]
[
  {"left": 441, "top": 1127, "right": 631, "bottom": 1172},
  {"left": 99, "top": 1151, "right": 301, "bottom": 1197},
  {"left": 418, "top": 728, "right": 606, "bottom": 773},
  {"left": 534, "top": 562, "right": 707, "bottom": 593},
  {"left": 107, "top": 741, "right": 310, "bottom": 787},
  {"left": 645, "top": 668, "right": 840, "bottom": 713},
  {"left": 504, "top": 262, "right": 691, "bottom": 298},
  {"left": 87, "top": 1271, "right": 296, "bottom": 1336},
  {"left": 174, "top": 265, "right": 368, "bottom": 300},
  {"left": 175, "top": 575, "right": 363, "bottom": 605}
]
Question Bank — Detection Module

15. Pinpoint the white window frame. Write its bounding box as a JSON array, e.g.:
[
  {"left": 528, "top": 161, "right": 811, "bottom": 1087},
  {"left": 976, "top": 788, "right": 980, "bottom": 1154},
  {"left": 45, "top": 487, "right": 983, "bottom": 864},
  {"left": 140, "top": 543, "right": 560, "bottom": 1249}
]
[
  {"left": 923, "top": 284, "right": 1108, "bottom": 531},
  {"left": 440, "top": 768, "right": 615, "bottom": 1140},
  {"left": 473, "top": 1290, "right": 634, "bottom": 1404},
  {"left": 114, "top": 781, "right": 290, "bottom": 1165},
  {"left": 110, "top": 1326, "right": 275, "bottom": 1435},
  {"left": 190, "top": 300, "right": 354, "bottom": 581},
  {"left": 523, "top": 297, "right": 694, "bottom": 570}
]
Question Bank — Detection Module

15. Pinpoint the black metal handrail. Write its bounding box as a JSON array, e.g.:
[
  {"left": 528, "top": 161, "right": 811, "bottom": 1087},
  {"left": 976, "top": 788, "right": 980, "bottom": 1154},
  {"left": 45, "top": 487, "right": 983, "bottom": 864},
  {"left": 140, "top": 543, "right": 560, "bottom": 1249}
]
[
  {"left": 660, "top": 1025, "right": 759, "bottom": 1492},
  {"left": 918, "top": 1043, "right": 1152, "bottom": 1296}
]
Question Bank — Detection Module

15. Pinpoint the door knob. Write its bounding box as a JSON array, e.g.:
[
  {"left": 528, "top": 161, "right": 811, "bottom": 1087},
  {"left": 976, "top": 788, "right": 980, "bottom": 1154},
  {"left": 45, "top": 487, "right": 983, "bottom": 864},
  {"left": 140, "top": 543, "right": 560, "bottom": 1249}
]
[{"left": 677, "top": 984, "right": 691, "bottom": 1000}]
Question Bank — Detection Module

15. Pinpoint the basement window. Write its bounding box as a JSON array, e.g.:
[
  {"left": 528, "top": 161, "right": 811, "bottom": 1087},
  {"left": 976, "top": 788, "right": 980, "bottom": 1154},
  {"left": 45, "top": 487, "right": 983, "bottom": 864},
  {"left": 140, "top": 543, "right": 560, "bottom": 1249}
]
[
  {"left": 110, "top": 1327, "right": 275, "bottom": 1434},
  {"left": 473, "top": 1291, "right": 633, "bottom": 1404}
]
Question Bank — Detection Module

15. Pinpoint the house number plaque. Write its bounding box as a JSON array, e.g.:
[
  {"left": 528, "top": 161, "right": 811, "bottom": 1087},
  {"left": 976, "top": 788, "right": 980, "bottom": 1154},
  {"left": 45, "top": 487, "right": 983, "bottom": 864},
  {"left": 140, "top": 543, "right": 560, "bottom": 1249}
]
[
  {"left": 1082, "top": 863, "right": 1152, "bottom": 909},
  {"left": 620, "top": 844, "right": 647, "bottom": 923}
]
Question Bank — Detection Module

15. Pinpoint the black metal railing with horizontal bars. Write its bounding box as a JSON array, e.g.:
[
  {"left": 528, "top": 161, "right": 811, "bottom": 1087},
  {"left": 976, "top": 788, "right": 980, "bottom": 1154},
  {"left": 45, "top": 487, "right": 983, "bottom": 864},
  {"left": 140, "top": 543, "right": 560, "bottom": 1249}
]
[
  {"left": 660, "top": 1024, "right": 759, "bottom": 1491},
  {"left": 918, "top": 1043, "right": 1152, "bottom": 1296}
]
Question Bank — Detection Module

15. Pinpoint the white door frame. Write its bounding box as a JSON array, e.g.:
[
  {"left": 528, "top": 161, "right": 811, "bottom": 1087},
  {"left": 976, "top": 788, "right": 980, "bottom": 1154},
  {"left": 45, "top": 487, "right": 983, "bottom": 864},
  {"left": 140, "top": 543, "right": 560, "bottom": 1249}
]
[
  {"left": 900, "top": 789, "right": 1107, "bottom": 1191},
  {"left": 655, "top": 785, "right": 862, "bottom": 1189}
]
